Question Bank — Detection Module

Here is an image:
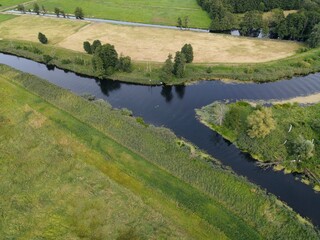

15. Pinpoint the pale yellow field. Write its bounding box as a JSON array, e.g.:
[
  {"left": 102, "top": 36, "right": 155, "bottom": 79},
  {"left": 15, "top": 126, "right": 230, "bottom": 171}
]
[
  {"left": 0, "top": 15, "right": 88, "bottom": 44},
  {"left": 0, "top": 15, "right": 302, "bottom": 63}
]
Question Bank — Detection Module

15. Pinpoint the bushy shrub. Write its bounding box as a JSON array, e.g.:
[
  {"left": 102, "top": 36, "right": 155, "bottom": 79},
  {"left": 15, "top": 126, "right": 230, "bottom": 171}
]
[{"left": 38, "top": 32, "right": 48, "bottom": 44}]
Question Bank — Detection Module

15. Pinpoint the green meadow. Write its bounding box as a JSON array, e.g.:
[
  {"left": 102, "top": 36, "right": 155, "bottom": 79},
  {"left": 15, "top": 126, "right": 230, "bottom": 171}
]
[{"left": 22, "top": 0, "right": 211, "bottom": 28}]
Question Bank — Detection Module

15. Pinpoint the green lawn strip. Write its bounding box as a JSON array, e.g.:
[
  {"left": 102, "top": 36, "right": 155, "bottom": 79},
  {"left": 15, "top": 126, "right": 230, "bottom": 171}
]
[
  {"left": 0, "top": 80, "right": 195, "bottom": 239},
  {"left": 0, "top": 13, "right": 17, "bottom": 22},
  {"left": 196, "top": 101, "right": 320, "bottom": 190},
  {"left": 1, "top": 39, "right": 320, "bottom": 85},
  {"left": 2, "top": 74, "right": 258, "bottom": 239},
  {"left": 3, "top": 65, "right": 319, "bottom": 239},
  {"left": 0, "top": 0, "right": 33, "bottom": 11},
  {"left": 24, "top": 0, "right": 211, "bottom": 28}
]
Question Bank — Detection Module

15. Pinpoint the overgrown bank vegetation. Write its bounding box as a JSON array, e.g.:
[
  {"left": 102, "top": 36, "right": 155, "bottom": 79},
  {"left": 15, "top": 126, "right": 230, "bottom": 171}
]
[
  {"left": 1, "top": 65, "right": 320, "bottom": 238},
  {"left": 2, "top": 39, "right": 320, "bottom": 85},
  {"left": 197, "top": 101, "right": 320, "bottom": 191}
]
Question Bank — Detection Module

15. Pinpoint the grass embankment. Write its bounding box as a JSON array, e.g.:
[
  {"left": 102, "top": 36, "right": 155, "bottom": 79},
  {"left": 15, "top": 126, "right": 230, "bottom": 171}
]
[
  {"left": 1, "top": 65, "right": 320, "bottom": 239},
  {"left": 0, "top": 0, "right": 31, "bottom": 11},
  {"left": 196, "top": 102, "right": 320, "bottom": 191},
  {"left": 21, "top": 0, "right": 211, "bottom": 28}
]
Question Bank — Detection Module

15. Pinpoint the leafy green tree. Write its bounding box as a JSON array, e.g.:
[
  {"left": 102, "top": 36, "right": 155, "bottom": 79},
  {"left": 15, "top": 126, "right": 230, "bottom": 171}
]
[
  {"left": 183, "top": 16, "right": 189, "bottom": 29},
  {"left": 17, "top": 4, "right": 26, "bottom": 13},
  {"left": 41, "top": 5, "right": 47, "bottom": 15},
  {"left": 91, "top": 40, "right": 102, "bottom": 53},
  {"left": 308, "top": 23, "right": 320, "bottom": 48},
  {"left": 54, "top": 7, "right": 60, "bottom": 17},
  {"left": 83, "top": 41, "right": 92, "bottom": 54},
  {"left": 75, "top": 7, "right": 84, "bottom": 19},
  {"left": 173, "top": 51, "right": 186, "bottom": 78},
  {"left": 177, "top": 17, "right": 183, "bottom": 29},
  {"left": 160, "top": 54, "right": 174, "bottom": 80},
  {"left": 92, "top": 44, "right": 118, "bottom": 76},
  {"left": 61, "top": 10, "right": 66, "bottom": 18},
  {"left": 293, "top": 135, "right": 315, "bottom": 160},
  {"left": 247, "top": 107, "right": 276, "bottom": 138},
  {"left": 210, "top": 11, "right": 235, "bottom": 32},
  {"left": 240, "top": 10, "right": 263, "bottom": 36},
  {"left": 181, "top": 44, "right": 194, "bottom": 63},
  {"left": 117, "top": 55, "right": 132, "bottom": 72},
  {"left": 38, "top": 32, "right": 48, "bottom": 44},
  {"left": 33, "top": 3, "right": 40, "bottom": 15}
]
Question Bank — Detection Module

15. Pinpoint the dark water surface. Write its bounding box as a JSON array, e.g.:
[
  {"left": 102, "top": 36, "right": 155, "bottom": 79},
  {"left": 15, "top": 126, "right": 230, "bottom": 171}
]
[{"left": 1, "top": 53, "right": 320, "bottom": 226}]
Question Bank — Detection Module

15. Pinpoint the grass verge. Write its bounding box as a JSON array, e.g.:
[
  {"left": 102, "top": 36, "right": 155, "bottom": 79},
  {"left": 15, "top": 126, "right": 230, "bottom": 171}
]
[{"left": 1, "top": 64, "right": 319, "bottom": 239}]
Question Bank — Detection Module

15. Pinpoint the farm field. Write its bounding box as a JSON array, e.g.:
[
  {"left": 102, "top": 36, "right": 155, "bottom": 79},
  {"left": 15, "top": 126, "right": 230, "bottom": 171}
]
[
  {"left": 0, "top": 0, "right": 30, "bottom": 10},
  {"left": 0, "top": 15, "right": 302, "bottom": 63},
  {"left": 1, "top": 65, "right": 319, "bottom": 239},
  {"left": 22, "top": 0, "right": 211, "bottom": 28}
]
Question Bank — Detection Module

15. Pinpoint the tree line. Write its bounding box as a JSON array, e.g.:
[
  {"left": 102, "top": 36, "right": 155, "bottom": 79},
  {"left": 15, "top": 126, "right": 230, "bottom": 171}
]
[{"left": 17, "top": 3, "right": 84, "bottom": 19}]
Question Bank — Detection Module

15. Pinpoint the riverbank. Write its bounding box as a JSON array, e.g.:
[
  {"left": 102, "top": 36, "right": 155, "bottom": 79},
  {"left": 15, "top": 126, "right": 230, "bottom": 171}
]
[
  {"left": 196, "top": 101, "right": 320, "bottom": 191},
  {"left": 1, "top": 38, "right": 320, "bottom": 85},
  {"left": 1, "top": 64, "right": 320, "bottom": 238}
]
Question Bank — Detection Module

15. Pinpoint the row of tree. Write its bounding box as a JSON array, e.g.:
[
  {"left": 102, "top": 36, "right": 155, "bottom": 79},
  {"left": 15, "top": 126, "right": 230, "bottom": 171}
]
[
  {"left": 17, "top": 4, "right": 84, "bottom": 19},
  {"left": 160, "top": 44, "right": 194, "bottom": 80},
  {"left": 83, "top": 40, "right": 132, "bottom": 76}
]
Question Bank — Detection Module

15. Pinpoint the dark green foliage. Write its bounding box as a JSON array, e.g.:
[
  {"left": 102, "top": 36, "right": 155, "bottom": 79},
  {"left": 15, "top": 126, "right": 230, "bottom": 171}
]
[
  {"left": 292, "top": 135, "right": 315, "bottom": 160},
  {"left": 91, "top": 40, "right": 102, "bottom": 53},
  {"left": 41, "top": 5, "right": 47, "bottom": 15},
  {"left": 54, "top": 7, "right": 60, "bottom": 17},
  {"left": 83, "top": 41, "right": 92, "bottom": 54},
  {"left": 38, "top": 32, "right": 48, "bottom": 44},
  {"left": 181, "top": 44, "right": 194, "bottom": 63},
  {"left": 160, "top": 54, "right": 174, "bottom": 80},
  {"left": 117, "top": 55, "right": 132, "bottom": 72},
  {"left": 92, "top": 44, "right": 118, "bottom": 76},
  {"left": 173, "top": 51, "right": 186, "bottom": 78},
  {"left": 61, "top": 59, "right": 72, "bottom": 64},
  {"left": 177, "top": 17, "right": 183, "bottom": 28},
  {"left": 17, "top": 4, "right": 26, "bottom": 13},
  {"left": 75, "top": 7, "right": 84, "bottom": 19},
  {"left": 183, "top": 16, "right": 189, "bottom": 29},
  {"left": 43, "top": 55, "right": 53, "bottom": 64},
  {"left": 240, "top": 11, "right": 263, "bottom": 36},
  {"left": 308, "top": 23, "right": 320, "bottom": 48},
  {"left": 33, "top": 3, "right": 40, "bottom": 15},
  {"left": 74, "top": 57, "right": 85, "bottom": 65}
]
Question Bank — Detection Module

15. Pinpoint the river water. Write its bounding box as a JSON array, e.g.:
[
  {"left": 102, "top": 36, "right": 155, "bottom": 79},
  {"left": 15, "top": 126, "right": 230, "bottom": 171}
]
[{"left": 1, "top": 53, "right": 320, "bottom": 226}]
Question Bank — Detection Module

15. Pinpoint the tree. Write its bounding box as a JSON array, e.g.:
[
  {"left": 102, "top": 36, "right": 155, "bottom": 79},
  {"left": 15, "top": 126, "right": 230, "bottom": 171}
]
[
  {"left": 83, "top": 41, "right": 92, "bottom": 54},
  {"left": 117, "top": 55, "right": 132, "bottom": 72},
  {"left": 41, "top": 5, "right": 47, "bottom": 15},
  {"left": 183, "top": 16, "right": 189, "bottom": 29},
  {"left": 54, "top": 7, "right": 60, "bottom": 17},
  {"left": 91, "top": 40, "right": 102, "bottom": 53},
  {"left": 293, "top": 135, "right": 314, "bottom": 160},
  {"left": 33, "top": 3, "right": 40, "bottom": 15},
  {"left": 38, "top": 32, "right": 48, "bottom": 44},
  {"left": 17, "top": 4, "right": 26, "bottom": 13},
  {"left": 211, "top": 102, "right": 229, "bottom": 126},
  {"left": 61, "top": 10, "right": 66, "bottom": 18},
  {"left": 308, "top": 23, "right": 320, "bottom": 48},
  {"left": 75, "top": 7, "right": 84, "bottom": 19},
  {"left": 173, "top": 51, "right": 186, "bottom": 78},
  {"left": 177, "top": 17, "right": 183, "bottom": 29},
  {"left": 247, "top": 107, "right": 276, "bottom": 138},
  {"left": 160, "top": 54, "right": 174, "bottom": 80},
  {"left": 240, "top": 10, "right": 263, "bottom": 36},
  {"left": 92, "top": 44, "right": 118, "bottom": 76},
  {"left": 181, "top": 44, "right": 194, "bottom": 63}
]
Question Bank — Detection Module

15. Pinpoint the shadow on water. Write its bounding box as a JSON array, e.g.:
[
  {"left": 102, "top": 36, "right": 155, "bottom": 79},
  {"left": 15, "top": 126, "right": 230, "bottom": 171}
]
[{"left": 0, "top": 53, "right": 320, "bottom": 227}]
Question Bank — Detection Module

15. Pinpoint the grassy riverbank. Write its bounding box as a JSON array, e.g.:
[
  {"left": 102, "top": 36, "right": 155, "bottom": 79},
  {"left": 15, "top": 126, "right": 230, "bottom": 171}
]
[
  {"left": 2, "top": 38, "right": 320, "bottom": 85},
  {"left": 196, "top": 102, "right": 320, "bottom": 191},
  {"left": 1, "top": 65, "right": 320, "bottom": 238}
]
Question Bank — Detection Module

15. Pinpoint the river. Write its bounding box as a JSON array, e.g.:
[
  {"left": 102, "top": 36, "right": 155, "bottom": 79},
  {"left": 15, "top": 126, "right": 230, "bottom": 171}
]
[{"left": 1, "top": 53, "right": 320, "bottom": 226}]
